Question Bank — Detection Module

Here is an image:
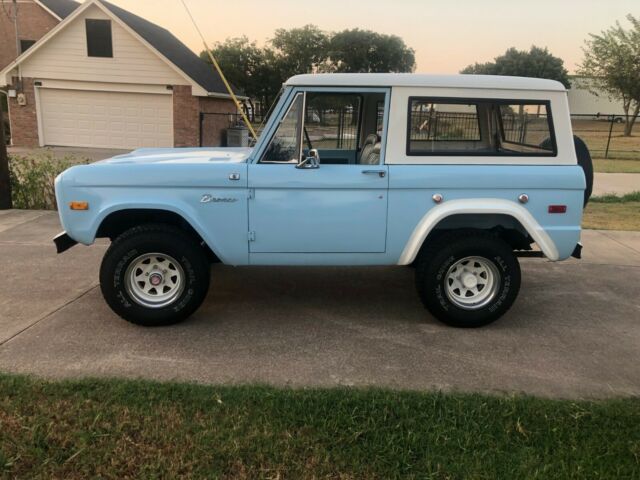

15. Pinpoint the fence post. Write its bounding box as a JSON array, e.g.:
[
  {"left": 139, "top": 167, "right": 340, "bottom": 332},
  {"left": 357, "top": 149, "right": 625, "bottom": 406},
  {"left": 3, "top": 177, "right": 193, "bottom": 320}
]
[
  {"left": 199, "top": 112, "right": 204, "bottom": 147},
  {"left": 604, "top": 115, "right": 614, "bottom": 159}
]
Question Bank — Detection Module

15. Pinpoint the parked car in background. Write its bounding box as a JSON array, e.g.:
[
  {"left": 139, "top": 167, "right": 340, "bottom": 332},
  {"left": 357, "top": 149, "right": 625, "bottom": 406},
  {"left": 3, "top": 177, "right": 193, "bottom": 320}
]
[{"left": 54, "top": 74, "right": 592, "bottom": 328}]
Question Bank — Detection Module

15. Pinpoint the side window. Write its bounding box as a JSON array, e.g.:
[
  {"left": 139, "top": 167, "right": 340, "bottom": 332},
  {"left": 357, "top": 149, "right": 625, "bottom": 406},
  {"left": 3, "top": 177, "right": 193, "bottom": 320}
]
[
  {"left": 304, "top": 93, "right": 361, "bottom": 151},
  {"left": 408, "top": 99, "right": 482, "bottom": 154},
  {"left": 498, "top": 104, "right": 554, "bottom": 154},
  {"left": 407, "top": 97, "right": 556, "bottom": 157},
  {"left": 261, "top": 93, "right": 304, "bottom": 163}
]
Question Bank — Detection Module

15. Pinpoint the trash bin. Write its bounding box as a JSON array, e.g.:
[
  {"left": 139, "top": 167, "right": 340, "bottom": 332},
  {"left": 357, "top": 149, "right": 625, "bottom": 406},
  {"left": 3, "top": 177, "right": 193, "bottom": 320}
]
[{"left": 226, "top": 126, "right": 249, "bottom": 147}]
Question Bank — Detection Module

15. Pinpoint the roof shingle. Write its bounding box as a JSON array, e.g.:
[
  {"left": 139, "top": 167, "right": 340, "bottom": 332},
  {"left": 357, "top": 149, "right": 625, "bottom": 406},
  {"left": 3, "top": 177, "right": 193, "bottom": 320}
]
[
  {"left": 99, "top": 0, "right": 234, "bottom": 96},
  {"left": 38, "top": 0, "right": 81, "bottom": 19}
]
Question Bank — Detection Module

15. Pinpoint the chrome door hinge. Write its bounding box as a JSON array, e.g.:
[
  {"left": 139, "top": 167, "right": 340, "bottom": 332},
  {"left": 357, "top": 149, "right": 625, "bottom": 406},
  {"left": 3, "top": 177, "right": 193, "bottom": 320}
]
[
  {"left": 248, "top": 188, "right": 255, "bottom": 199},
  {"left": 248, "top": 231, "right": 256, "bottom": 242}
]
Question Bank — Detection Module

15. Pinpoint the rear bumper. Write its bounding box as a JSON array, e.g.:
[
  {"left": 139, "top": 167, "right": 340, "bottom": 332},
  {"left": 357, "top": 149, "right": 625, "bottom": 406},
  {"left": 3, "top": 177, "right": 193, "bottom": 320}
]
[{"left": 53, "top": 232, "right": 78, "bottom": 254}]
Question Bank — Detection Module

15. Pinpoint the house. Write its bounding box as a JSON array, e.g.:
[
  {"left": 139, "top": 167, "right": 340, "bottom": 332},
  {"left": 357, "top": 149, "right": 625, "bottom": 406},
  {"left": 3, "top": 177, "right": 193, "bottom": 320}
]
[
  {"left": 0, "top": 0, "right": 240, "bottom": 149},
  {"left": 0, "top": 0, "right": 80, "bottom": 70}
]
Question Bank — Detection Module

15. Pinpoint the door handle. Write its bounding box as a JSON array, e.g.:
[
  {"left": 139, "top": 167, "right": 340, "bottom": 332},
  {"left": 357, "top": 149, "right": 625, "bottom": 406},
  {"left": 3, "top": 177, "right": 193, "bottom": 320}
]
[{"left": 362, "top": 169, "right": 386, "bottom": 178}]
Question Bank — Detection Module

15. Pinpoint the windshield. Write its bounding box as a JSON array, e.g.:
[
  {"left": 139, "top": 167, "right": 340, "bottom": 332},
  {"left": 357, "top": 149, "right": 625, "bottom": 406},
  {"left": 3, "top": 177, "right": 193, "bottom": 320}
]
[{"left": 249, "top": 86, "right": 285, "bottom": 147}]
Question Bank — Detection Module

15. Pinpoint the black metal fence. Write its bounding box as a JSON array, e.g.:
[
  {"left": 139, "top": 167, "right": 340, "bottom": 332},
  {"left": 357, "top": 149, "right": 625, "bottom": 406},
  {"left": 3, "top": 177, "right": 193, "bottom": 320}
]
[
  {"left": 409, "top": 111, "right": 480, "bottom": 141},
  {"left": 570, "top": 114, "right": 639, "bottom": 160}
]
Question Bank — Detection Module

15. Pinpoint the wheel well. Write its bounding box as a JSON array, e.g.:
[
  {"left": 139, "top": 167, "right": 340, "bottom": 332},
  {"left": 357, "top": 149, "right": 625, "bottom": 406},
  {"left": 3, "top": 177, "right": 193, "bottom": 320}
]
[
  {"left": 96, "top": 209, "right": 219, "bottom": 262},
  {"left": 425, "top": 214, "right": 533, "bottom": 251}
]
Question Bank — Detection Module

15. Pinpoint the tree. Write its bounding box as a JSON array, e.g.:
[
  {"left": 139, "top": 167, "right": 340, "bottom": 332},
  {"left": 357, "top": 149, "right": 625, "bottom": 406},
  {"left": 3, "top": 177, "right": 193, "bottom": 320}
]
[
  {"left": 461, "top": 46, "right": 571, "bottom": 89},
  {"left": 202, "top": 37, "right": 282, "bottom": 119},
  {"left": 328, "top": 29, "right": 416, "bottom": 73},
  {"left": 579, "top": 14, "right": 640, "bottom": 136},
  {"left": 269, "top": 25, "right": 330, "bottom": 78}
]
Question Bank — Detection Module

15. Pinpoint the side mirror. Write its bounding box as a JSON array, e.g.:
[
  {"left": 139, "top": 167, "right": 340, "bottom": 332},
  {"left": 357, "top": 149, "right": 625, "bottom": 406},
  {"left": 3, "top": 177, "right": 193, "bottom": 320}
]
[{"left": 296, "top": 149, "right": 320, "bottom": 169}]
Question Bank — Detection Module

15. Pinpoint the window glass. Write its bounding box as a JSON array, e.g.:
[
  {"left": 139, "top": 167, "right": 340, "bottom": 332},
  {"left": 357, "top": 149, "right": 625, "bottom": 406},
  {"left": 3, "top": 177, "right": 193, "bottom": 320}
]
[
  {"left": 304, "top": 93, "right": 361, "bottom": 150},
  {"left": 498, "top": 104, "right": 553, "bottom": 153},
  {"left": 261, "top": 93, "right": 303, "bottom": 163},
  {"left": 407, "top": 97, "right": 556, "bottom": 156},
  {"left": 408, "top": 100, "right": 483, "bottom": 154},
  {"left": 86, "top": 19, "right": 113, "bottom": 58}
]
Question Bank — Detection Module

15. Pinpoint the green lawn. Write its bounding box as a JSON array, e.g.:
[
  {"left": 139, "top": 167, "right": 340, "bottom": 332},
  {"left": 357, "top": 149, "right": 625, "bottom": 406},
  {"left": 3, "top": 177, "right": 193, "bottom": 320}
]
[
  {"left": 594, "top": 158, "right": 640, "bottom": 173},
  {"left": 583, "top": 192, "right": 640, "bottom": 231},
  {"left": 0, "top": 374, "right": 638, "bottom": 479}
]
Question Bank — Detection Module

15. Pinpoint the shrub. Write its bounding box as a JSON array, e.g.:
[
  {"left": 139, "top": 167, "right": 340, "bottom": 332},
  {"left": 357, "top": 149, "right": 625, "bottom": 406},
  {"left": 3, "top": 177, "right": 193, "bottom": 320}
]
[{"left": 9, "top": 151, "right": 88, "bottom": 210}]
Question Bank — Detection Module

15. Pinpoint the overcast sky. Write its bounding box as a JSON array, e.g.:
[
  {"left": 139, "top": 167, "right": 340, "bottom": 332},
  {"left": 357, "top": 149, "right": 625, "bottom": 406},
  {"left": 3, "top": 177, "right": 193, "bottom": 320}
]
[{"left": 107, "top": 0, "right": 638, "bottom": 73}]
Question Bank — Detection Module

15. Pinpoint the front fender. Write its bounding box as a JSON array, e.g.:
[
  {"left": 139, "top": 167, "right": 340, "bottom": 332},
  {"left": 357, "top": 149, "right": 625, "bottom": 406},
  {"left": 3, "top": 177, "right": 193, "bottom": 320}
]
[{"left": 59, "top": 192, "right": 249, "bottom": 265}]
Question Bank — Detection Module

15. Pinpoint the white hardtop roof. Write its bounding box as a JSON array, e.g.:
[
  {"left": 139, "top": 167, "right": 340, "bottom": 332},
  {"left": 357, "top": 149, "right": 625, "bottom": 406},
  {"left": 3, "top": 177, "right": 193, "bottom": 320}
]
[{"left": 285, "top": 73, "right": 566, "bottom": 92}]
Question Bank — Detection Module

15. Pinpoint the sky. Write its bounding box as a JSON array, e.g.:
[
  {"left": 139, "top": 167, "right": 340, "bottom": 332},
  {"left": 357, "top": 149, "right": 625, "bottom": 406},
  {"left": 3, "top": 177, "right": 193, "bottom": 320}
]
[{"left": 106, "top": 0, "right": 638, "bottom": 74}]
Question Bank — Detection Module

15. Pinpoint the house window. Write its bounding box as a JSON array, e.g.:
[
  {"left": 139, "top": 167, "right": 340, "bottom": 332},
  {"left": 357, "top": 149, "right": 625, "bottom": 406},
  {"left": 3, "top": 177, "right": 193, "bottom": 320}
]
[
  {"left": 20, "top": 40, "right": 36, "bottom": 53},
  {"left": 86, "top": 19, "right": 113, "bottom": 58}
]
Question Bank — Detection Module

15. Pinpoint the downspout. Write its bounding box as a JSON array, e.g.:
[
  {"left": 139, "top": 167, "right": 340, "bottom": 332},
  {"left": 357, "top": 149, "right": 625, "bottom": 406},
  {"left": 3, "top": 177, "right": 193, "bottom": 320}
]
[{"left": 11, "top": 0, "right": 22, "bottom": 86}]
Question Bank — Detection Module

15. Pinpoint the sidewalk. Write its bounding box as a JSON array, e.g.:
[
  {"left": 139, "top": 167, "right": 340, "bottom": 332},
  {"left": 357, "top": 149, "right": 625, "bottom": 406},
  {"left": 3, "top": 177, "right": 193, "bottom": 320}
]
[{"left": 593, "top": 172, "right": 639, "bottom": 196}]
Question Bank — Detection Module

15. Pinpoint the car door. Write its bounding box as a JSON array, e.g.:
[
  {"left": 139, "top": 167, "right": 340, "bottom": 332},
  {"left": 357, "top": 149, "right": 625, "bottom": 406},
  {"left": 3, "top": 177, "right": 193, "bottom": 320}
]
[{"left": 248, "top": 88, "right": 390, "bottom": 254}]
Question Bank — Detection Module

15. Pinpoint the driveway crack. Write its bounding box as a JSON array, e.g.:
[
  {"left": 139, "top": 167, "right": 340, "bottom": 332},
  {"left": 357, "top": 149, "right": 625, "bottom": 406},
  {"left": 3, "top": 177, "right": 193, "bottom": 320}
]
[{"left": 0, "top": 284, "right": 99, "bottom": 348}]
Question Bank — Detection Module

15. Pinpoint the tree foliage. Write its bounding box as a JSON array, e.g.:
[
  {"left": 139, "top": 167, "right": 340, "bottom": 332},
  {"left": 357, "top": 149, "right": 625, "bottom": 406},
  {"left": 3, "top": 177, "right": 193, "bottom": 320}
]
[
  {"left": 328, "top": 29, "right": 416, "bottom": 73},
  {"left": 461, "top": 46, "right": 571, "bottom": 88},
  {"left": 202, "top": 25, "right": 415, "bottom": 117},
  {"left": 578, "top": 14, "right": 640, "bottom": 136},
  {"left": 203, "top": 37, "right": 282, "bottom": 117},
  {"left": 270, "top": 25, "right": 330, "bottom": 78}
]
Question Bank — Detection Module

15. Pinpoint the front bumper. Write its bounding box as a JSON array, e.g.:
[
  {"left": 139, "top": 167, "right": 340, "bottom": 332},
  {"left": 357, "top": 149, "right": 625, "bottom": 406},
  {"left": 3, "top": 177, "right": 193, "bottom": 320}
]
[{"left": 53, "top": 232, "right": 78, "bottom": 254}]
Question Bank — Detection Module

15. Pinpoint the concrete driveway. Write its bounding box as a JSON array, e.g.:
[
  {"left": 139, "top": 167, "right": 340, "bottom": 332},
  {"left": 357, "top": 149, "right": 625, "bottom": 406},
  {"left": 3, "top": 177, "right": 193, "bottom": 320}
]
[{"left": 0, "top": 210, "right": 639, "bottom": 399}]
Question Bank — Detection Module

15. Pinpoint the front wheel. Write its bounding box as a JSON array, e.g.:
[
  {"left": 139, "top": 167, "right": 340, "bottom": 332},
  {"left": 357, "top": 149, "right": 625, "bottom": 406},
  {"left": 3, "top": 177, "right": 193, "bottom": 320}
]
[
  {"left": 415, "top": 231, "right": 521, "bottom": 328},
  {"left": 100, "top": 224, "right": 210, "bottom": 326}
]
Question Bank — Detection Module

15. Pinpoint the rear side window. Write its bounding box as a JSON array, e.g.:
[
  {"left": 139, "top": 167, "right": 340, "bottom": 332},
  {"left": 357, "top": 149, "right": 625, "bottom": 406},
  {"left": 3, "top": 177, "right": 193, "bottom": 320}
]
[{"left": 407, "top": 97, "right": 556, "bottom": 156}]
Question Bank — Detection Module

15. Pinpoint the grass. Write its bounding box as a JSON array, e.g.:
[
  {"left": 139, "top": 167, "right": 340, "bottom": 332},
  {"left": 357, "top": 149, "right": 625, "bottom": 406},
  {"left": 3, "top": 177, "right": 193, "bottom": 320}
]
[
  {"left": 583, "top": 192, "right": 640, "bottom": 230},
  {"left": 0, "top": 374, "right": 639, "bottom": 479},
  {"left": 591, "top": 191, "right": 640, "bottom": 203},
  {"left": 583, "top": 202, "right": 640, "bottom": 231},
  {"left": 593, "top": 158, "right": 640, "bottom": 173}
]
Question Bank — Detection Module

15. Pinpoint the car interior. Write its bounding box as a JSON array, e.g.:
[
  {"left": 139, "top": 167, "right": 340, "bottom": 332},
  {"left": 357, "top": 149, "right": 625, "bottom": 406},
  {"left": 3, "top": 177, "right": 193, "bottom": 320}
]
[{"left": 261, "top": 91, "right": 387, "bottom": 165}]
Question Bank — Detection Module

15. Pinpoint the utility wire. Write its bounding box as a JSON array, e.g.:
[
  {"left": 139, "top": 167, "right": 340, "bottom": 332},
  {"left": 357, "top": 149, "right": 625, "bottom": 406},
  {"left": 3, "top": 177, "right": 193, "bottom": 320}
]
[{"left": 179, "top": 0, "right": 258, "bottom": 141}]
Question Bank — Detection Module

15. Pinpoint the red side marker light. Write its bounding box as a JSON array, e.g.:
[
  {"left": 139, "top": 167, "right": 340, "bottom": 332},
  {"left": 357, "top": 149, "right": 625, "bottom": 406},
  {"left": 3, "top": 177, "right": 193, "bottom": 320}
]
[{"left": 548, "top": 205, "right": 567, "bottom": 214}]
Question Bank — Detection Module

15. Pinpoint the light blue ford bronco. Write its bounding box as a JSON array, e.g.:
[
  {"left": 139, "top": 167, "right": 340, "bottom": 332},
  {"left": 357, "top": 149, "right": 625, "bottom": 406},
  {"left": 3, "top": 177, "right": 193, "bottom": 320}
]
[{"left": 54, "top": 74, "right": 592, "bottom": 328}]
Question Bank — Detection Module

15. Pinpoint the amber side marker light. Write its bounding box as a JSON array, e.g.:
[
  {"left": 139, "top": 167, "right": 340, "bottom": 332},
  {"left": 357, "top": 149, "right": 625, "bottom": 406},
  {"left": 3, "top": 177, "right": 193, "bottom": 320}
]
[
  {"left": 548, "top": 205, "right": 567, "bottom": 214},
  {"left": 69, "top": 201, "right": 89, "bottom": 211}
]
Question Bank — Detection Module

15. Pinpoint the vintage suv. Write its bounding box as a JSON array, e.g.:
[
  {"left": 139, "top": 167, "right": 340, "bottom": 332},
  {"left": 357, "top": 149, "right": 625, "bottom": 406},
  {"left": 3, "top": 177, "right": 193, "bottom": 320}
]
[{"left": 54, "top": 74, "right": 593, "bottom": 328}]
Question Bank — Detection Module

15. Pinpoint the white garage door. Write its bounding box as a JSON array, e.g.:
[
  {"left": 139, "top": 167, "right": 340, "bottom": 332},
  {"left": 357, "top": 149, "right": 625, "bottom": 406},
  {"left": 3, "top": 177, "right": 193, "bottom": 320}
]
[{"left": 38, "top": 88, "right": 173, "bottom": 149}]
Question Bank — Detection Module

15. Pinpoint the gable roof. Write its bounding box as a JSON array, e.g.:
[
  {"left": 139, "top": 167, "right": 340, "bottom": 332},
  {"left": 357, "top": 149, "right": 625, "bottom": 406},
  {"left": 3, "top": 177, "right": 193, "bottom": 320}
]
[
  {"left": 2, "top": 0, "right": 240, "bottom": 98},
  {"left": 99, "top": 0, "right": 233, "bottom": 96},
  {"left": 36, "top": 0, "right": 80, "bottom": 20}
]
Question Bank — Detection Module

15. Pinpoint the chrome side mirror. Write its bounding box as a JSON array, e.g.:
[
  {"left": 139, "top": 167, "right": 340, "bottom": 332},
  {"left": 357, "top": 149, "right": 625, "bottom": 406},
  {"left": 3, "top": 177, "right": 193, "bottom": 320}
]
[{"left": 296, "top": 149, "right": 320, "bottom": 169}]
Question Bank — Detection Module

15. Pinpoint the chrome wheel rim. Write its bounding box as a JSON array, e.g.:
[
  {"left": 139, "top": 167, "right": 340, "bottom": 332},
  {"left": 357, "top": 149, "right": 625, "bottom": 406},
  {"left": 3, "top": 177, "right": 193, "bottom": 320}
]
[
  {"left": 444, "top": 256, "right": 500, "bottom": 310},
  {"left": 125, "top": 253, "right": 185, "bottom": 309}
]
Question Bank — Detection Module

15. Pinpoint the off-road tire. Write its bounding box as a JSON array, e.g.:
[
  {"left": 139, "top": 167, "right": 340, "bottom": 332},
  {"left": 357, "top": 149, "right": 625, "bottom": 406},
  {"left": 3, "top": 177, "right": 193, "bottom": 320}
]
[
  {"left": 415, "top": 230, "right": 521, "bottom": 328},
  {"left": 100, "top": 224, "right": 210, "bottom": 326}
]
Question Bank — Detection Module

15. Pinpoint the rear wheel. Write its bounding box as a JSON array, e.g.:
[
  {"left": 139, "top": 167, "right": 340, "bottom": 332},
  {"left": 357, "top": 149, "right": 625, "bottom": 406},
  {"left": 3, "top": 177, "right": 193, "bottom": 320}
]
[
  {"left": 415, "top": 231, "right": 521, "bottom": 328},
  {"left": 100, "top": 224, "right": 210, "bottom": 326}
]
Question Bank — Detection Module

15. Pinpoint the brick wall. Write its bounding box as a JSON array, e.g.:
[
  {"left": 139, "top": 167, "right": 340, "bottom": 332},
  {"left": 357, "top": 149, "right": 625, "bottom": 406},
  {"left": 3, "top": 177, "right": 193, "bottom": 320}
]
[
  {"left": 0, "top": 1, "right": 60, "bottom": 70},
  {"left": 173, "top": 84, "right": 237, "bottom": 147},
  {"left": 200, "top": 96, "right": 238, "bottom": 147},
  {"left": 7, "top": 77, "right": 38, "bottom": 147}
]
